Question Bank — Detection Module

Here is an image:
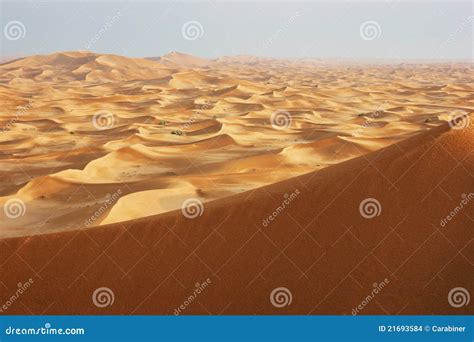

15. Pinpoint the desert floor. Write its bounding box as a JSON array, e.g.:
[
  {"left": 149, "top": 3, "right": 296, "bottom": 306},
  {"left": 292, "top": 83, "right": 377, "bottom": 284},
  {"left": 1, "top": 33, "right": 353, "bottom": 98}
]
[{"left": 0, "top": 52, "right": 472, "bottom": 314}]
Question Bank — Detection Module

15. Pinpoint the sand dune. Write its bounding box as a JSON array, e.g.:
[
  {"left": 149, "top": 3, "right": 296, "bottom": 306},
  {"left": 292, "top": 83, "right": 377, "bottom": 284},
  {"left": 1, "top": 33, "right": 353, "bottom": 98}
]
[
  {"left": 0, "top": 120, "right": 471, "bottom": 314},
  {"left": 148, "top": 51, "right": 211, "bottom": 68},
  {"left": 2, "top": 51, "right": 174, "bottom": 83}
]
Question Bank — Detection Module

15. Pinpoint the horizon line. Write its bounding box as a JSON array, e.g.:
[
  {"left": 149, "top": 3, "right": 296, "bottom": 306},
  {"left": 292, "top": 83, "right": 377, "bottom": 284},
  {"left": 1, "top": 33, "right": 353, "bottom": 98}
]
[{"left": 1, "top": 50, "right": 473, "bottom": 65}]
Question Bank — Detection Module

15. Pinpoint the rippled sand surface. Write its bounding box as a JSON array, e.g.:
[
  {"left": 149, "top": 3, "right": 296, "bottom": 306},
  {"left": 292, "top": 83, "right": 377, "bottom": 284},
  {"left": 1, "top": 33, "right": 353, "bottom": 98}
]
[{"left": 0, "top": 51, "right": 472, "bottom": 237}]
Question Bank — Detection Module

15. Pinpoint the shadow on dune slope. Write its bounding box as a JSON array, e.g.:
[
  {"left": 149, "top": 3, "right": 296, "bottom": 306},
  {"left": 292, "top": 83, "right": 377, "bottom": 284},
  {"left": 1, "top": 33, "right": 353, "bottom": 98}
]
[{"left": 0, "top": 120, "right": 472, "bottom": 315}]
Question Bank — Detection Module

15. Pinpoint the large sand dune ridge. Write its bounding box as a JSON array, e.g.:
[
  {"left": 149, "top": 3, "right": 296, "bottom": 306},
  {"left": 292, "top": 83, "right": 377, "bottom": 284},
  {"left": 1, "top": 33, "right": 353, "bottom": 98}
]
[{"left": 0, "top": 120, "right": 472, "bottom": 314}]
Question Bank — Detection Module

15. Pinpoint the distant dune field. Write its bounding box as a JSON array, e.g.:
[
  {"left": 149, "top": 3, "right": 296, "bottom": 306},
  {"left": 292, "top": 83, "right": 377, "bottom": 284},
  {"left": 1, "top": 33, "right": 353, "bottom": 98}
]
[{"left": 0, "top": 51, "right": 472, "bottom": 237}]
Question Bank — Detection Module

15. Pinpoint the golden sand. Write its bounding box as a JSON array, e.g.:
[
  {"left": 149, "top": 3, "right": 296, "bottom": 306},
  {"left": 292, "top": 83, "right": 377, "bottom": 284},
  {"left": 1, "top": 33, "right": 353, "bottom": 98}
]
[{"left": 0, "top": 51, "right": 472, "bottom": 237}]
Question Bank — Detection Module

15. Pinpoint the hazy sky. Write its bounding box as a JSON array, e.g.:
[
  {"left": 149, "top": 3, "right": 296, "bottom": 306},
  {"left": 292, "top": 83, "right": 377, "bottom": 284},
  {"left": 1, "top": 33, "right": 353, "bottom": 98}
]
[{"left": 1, "top": 1, "right": 472, "bottom": 60}]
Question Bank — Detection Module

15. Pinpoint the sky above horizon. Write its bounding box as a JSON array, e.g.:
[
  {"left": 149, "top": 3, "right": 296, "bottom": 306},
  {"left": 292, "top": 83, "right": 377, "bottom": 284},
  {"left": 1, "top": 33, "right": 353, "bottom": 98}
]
[{"left": 1, "top": 1, "right": 472, "bottom": 61}]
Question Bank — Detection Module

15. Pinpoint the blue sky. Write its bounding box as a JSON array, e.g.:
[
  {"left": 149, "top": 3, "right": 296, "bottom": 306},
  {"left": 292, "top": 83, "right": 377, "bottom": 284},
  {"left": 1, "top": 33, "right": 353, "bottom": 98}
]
[{"left": 1, "top": 1, "right": 472, "bottom": 60}]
